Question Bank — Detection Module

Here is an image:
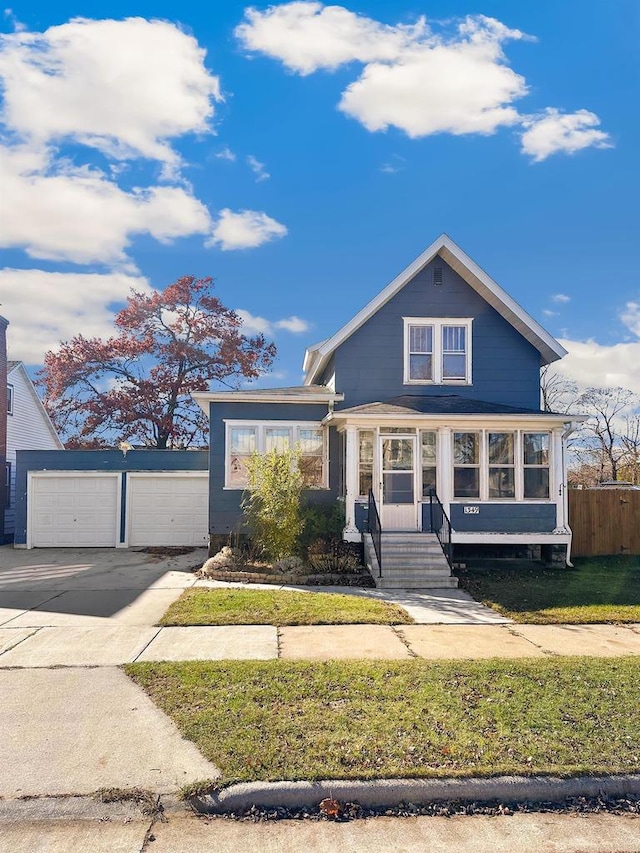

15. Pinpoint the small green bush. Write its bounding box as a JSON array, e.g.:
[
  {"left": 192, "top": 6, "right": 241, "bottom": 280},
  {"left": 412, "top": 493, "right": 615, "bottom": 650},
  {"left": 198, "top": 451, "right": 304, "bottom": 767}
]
[{"left": 242, "top": 448, "right": 305, "bottom": 560}]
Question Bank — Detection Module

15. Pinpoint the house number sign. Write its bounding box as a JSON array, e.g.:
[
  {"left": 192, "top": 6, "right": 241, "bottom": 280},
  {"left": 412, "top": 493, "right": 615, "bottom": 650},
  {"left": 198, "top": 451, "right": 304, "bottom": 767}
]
[{"left": 463, "top": 506, "right": 480, "bottom": 514}]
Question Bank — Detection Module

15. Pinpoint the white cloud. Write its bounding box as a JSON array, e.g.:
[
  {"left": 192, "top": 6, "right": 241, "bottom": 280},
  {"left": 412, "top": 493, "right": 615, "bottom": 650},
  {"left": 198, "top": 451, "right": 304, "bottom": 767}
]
[
  {"left": 246, "top": 154, "right": 270, "bottom": 181},
  {"left": 215, "top": 146, "right": 237, "bottom": 161},
  {"left": 0, "top": 269, "right": 153, "bottom": 363},
  {"left": 236, "top": 4, "right": 610, "bottom": 158},
  {"left": 236, "top": 2, "right": 427, "bottom": 75},
  {"left": 542, "top": 309, "right": 558, "bottom": 317},
  {"left": 380, "top": 155, "right": 405, "bottom": 174},
  {"left": 0, "top": 17, "right": 222, "bottom": 169},
  {"left": 521, "top": 109, "right": 612, "bottom": 162},
  {"left": 236, "top": 309, "right": 309, "bottom": 336},
  {"left": 238, "top": 6, "right": 526, "bottom": 137},
  {"left": 209, "top": 208, "right": 287, "bottom": 250},
  {"left": 275, "top": 315, "right": 309, "bottom": 333},
  {"left": 620, "top": 301, "right": 640, "bottom": 337},
  {"left": 551, "top": 293, "right": 571, "bottom": 304},
  {"left": 0, "top": 145, "right": 212, "bottom": 265},
  {"left": 338, "top": 21, "right": 526, "bottom": 137},
  {"left": 557, "top": 338, "right": 640, "bottom": 396},
  {"left": 236, "top": 309, "right": 273, "bottom": 335}
]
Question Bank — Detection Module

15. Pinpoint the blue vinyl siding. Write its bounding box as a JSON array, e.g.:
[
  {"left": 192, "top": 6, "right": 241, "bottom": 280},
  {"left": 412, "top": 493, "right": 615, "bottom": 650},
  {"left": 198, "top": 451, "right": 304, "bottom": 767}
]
[
  {"left": 447, "top": 503, "right": 557, "bottom": 533},
  {"left": 208, "top": 401, "right": 338, "bottom": 535},
  {"left": 333, "top": 257, "right": 542, "bottom": 410},
  {"left": 13, "top": 449, "right": 208, "bottom": 546}
]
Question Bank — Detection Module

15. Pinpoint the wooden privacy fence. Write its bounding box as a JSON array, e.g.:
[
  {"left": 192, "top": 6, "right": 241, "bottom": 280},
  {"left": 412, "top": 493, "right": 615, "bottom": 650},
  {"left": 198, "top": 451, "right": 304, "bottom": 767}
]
[{"left": 569, "top": 489, "right": 640, "bottom": 557}]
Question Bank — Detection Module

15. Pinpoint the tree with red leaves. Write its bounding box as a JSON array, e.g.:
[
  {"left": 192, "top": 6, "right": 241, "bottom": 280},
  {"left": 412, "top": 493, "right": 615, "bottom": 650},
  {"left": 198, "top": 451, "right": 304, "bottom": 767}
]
[{"left": 39, "top": 276, "right": 276, "bottom": 449}]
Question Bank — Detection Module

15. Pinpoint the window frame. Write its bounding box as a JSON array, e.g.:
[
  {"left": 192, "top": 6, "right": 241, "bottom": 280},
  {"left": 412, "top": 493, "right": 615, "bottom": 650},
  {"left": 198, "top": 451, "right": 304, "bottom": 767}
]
[
  {"left": 453, "top": 431, "right": 481, "bottom": 499},
  {"left": 224, "top": 420, "right": 328, "bottom": 490},
  {"left": 522, "top": 431, "right": 551, "bottom": 500},
  {"left": 403, "top": 317, "right": 472, "bottom": 385},
  {"left": 7, "top": 383, "right": 13, "bottom": 415}
]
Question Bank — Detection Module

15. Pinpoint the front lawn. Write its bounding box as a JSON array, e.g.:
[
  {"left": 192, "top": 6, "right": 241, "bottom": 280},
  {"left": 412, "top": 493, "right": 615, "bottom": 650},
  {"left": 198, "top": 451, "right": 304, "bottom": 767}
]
[
  {"left": 126, "top": 658, "right": 640, "bottom": 786},
  {"left": 458, "top": 555, "right": 640, "bottom": 623},
  {"left": 158, "top": 588, "right": 413, "bottom": 627}
]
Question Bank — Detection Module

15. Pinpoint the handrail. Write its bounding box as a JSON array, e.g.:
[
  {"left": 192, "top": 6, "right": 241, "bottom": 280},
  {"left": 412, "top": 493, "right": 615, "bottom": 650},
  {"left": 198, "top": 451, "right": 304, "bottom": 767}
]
[
  {"left": 429, "top": 490, "right": 453, "bottom": 569},
  {"left": 368, "top": 489, "right": 382, "bottom": 578}
]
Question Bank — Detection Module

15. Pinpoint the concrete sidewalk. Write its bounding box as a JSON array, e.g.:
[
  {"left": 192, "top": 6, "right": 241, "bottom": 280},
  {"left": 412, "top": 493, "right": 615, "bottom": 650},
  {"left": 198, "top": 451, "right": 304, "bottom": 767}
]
[{"left": 1, "top": 621, "right": 640, "bottom": 665}]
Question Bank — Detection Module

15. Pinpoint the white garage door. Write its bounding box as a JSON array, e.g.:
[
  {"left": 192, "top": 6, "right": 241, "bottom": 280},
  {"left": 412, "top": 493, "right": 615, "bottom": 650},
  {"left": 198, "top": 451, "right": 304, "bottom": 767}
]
[
  {"left": 127, "top": 474, "right": 208, "bottom": 547},
  {"left": 30, "top": 474, "right": 119, "bottom": 547}
]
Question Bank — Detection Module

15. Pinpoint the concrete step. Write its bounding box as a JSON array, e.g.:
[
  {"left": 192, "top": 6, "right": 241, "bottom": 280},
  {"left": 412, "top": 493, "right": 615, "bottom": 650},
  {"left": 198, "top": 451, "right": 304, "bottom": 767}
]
[
  {"left": 377, "top": 576, "right": 459, "bottom": 589},
  {"left": 382, "top": 552, "right": 449, "bottom": 562}
]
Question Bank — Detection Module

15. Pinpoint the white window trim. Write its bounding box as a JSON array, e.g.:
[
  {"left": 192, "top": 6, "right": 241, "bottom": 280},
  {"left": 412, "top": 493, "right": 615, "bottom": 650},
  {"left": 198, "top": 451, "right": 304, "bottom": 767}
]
[
  {"left": 7, "top": 383, "right": 13, "bottom": 415},
  {"left": 403, "top": 317, "right": 472, "bottom": 385},
  {"left": 452, "top": 430, "right": 552, "bottom": 502},
  {"left": 224, "top": 420, "right": 328, "bottom": 490}
]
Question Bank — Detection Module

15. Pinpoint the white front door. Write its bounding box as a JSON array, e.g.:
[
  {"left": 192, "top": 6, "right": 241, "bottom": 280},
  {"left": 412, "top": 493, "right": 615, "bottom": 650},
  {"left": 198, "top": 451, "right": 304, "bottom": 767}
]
[{"left": 379, "top": 435, "right": 419, "bottom": 530}]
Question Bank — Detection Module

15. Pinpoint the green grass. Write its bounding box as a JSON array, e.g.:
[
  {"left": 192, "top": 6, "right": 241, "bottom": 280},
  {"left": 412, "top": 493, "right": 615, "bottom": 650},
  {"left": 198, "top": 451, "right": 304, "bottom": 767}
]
[
  {"left": 158, "top": 588, "right": 413, "bottom": 627},
  {"left": 458, "top": 555, "right": 640, "bottom": 623},
  {"left": 125, "top": 658, "right": 640, "bottom": 786}
]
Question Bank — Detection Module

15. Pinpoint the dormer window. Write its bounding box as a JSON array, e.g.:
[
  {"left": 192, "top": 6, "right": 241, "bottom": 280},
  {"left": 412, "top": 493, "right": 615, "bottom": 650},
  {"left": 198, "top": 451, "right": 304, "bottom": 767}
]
[{"left": 403, "top": 318, "right": 472, "bottom": 385}]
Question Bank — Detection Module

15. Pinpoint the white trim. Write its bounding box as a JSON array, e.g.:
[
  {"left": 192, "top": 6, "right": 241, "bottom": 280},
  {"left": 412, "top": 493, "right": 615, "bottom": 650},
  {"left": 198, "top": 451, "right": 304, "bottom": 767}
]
[
  {"left": 6, "top": 382, "right": 13, "bottom": 415},
  {"left": 193, "top": 389, "right": 342, "bottom": 414},
  {"left": 223, "top": 420, "right": 328, "bottom": 490},
  {"left": 328, "top": 412, "right": 573, "bottom": 427},
  {"left": 124, "top": 471, "right": 208, "bottom": 549},
  {"left": 27, "top": 471, "right": 122, "bottom": 549},
  {"left": 304, "top": 233, "right": 567, "bottom": 384},
  {"left": 452, "top": 532, "right": 571, "bottom": 545},
  {"left": 403, "top": 317, "right": 472, "bottom": 385}
]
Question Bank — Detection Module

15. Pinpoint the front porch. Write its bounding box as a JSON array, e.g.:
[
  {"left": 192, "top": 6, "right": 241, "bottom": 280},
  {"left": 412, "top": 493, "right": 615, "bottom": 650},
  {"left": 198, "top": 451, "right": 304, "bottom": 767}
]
[{"left": 323, "top": 397, "right": 577, "bottom": 583}]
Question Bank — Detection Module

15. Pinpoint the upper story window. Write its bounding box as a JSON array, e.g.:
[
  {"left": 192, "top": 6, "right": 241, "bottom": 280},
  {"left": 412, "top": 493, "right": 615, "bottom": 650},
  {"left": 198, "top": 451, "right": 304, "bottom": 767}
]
[
  {"left": 403, "top": 318, "right": 472, "bottom": 385},
  {"left": 7, "top": 384, "right": 13, "bottom": 415},
  {"left": 225, "top": 421, "right": 327, "bottom": 489}
]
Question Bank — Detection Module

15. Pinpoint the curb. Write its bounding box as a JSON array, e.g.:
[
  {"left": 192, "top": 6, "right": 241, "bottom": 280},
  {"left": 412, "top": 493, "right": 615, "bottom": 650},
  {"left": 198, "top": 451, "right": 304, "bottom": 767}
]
[{"left": 191, "top": 774, "right": 640, "bottom": 814}]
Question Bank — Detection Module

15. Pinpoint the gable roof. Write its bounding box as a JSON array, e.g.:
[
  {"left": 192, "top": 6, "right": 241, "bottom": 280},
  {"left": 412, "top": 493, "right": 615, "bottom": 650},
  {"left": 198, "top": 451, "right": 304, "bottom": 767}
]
[
  {"left": 7, "top": 361, "right": 64, "bottom": 449},
  {"left": 303, "top": 234, "right": 567, "bottom": 384}
]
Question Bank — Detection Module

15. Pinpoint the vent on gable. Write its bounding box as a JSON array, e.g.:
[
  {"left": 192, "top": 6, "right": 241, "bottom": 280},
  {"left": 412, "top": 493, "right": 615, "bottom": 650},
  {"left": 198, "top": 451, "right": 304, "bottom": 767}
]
[{"left": 433, "top": 266, "right": 443, "bottom": 286}]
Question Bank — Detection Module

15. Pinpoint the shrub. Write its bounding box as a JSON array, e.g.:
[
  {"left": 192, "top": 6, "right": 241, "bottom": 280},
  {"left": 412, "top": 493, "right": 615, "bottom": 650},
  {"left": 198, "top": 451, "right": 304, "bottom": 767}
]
[
  {"left": 299, "top": 501, "right": 345, "bottom": 551},
  {"left": 242, "top": 447, "right": 305, "bottom": 560}
]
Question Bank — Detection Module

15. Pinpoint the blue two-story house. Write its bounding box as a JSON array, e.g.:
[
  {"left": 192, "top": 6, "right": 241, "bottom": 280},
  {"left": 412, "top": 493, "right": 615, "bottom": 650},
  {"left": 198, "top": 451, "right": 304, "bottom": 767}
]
[{"left": 194, "top": 235, "right": 577, "bottom": 587}]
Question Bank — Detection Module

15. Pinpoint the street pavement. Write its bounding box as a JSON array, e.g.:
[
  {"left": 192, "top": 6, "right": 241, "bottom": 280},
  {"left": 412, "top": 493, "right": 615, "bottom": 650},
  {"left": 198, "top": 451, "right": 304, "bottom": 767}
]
[{"left": 1, "top": 810, "right": 640, "bottom": 852}]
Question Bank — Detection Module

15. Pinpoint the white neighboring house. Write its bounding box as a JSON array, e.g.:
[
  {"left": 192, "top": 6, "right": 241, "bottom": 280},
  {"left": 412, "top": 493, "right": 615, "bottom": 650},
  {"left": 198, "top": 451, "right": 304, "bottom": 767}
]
[{"left": 5, "top": 362, "right": 64, "bottom": 541}]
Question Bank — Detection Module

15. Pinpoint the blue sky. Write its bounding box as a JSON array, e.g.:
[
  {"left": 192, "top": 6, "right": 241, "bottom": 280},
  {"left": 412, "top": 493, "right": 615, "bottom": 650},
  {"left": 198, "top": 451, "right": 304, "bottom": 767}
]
[{"left": 0, "top": 1, "right": 638, "bottom": 392}]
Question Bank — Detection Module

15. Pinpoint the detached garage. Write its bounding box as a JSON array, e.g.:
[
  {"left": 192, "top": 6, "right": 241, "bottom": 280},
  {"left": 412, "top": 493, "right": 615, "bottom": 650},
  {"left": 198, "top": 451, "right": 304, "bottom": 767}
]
[
  {"left": 29, "top": 473, "right": 120, "bottom": 547},
  {"left": 127, "top": 473, "right": 208, "bottom": 547},
  {"left": 15, "top": 450, "right": 209, "bottom": 549}
]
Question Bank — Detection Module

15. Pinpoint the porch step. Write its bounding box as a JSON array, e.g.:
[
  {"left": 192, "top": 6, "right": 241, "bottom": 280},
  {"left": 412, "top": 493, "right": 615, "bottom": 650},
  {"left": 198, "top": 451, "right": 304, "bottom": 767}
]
[{"left": 363, "top": 532, "right": 459, "bottom": 590}]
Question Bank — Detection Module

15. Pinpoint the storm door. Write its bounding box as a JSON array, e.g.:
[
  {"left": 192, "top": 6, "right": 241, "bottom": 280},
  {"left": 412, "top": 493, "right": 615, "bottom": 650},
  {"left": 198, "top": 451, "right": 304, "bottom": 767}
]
[{"left": 379, "top": 435, "right": 419, "bottom": 530}]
